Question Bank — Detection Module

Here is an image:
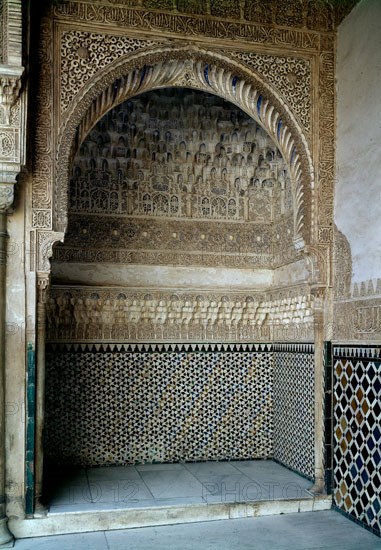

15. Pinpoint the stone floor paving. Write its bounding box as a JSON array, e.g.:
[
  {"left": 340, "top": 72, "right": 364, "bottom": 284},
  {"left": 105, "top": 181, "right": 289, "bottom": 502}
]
[
  {"left": 46, "top": 460, "right": 312, "bottom": 512},
  {"left": 13, "top": 510, "right": 381, "bottom": 549}
]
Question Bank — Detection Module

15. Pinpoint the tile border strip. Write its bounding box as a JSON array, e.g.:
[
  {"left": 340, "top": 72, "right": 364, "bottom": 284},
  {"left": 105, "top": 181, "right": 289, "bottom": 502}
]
[
  {"left": 45, "top": 342, "right": 273, "bottom": 354},
  {"left": 333, "top": 345, "right": 381, "bottom": 360},
  {"left": 45, "top": 342, "right": 317, "bottom": 354},
  {"left": 273, "top": 343, "right": 314, "bottom": 354}
]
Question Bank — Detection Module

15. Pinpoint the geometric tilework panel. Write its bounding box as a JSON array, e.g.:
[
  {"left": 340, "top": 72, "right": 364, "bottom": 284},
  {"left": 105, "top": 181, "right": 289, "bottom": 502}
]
[
  {"left": 45, "top": 351, "right": 273, "bottom": 466},
  {"left": 273, "top": 351, "right": 315, "bottom": 480},
  {"left": 333, "top": 350, "right": 381, "bottom": 535}
]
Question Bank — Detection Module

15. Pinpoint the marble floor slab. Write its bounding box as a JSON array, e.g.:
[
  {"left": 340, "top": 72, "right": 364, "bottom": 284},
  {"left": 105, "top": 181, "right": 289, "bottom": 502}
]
[{"left": 47, "top": 460, "right": 312, "bottom": 513}]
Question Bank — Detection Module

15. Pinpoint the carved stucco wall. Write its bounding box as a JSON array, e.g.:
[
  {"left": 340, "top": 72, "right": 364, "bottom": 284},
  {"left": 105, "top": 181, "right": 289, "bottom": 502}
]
[
  {"left": 0, "top": 0, "right": 364, "bottom": 527},
  {"left": 26, "top": 0, "right": 340, "bottom": 350},
  {"left": 53, "top": 89, "right": 296, "bottom": 269},
  {"left": 30, "top": 0, "right": 336, "bottom": 301},
  {"left": 49, "top": 86, "right": 319, "bottom": 343}
]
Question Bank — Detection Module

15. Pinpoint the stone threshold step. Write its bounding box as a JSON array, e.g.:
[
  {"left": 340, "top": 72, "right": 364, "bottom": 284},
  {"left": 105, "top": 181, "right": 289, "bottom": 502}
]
[{"left": 10, "top": 495, "right": 332, "bottom": 539}]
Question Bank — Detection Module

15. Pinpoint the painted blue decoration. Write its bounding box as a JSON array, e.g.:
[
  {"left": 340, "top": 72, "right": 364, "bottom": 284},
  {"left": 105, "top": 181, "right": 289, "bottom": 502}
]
[
  {"left": 204, "top": 64, "right": 210, "bottom": 86},
  {"left": 277, "top": 119, "right": 283, "bottom": 140},
  {"left": 257, "top": 95, "right": 263, "bottom": 118},
  {"left": 232, "top": 75, "right": 238, "bottom": 93},
  {"left": 138, "top": 65, "right": 147, "bottom": 90}
]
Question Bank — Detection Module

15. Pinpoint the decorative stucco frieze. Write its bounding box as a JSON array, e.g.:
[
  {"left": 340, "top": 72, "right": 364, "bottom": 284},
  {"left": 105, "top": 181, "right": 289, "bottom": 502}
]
[{"left": 46, "top": 285, "right": 315, "bottom": 344}]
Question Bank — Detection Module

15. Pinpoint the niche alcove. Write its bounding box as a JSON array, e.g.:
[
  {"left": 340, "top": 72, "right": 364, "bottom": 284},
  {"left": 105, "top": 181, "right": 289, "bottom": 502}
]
[{"left": 44, "top": 88, "right": 316, "bottom": 492}]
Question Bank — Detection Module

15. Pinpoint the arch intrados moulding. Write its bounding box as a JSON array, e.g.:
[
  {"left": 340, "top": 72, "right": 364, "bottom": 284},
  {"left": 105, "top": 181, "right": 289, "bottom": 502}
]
[{"left": 54, "top": 45, "right": 315, "bottom": 252}]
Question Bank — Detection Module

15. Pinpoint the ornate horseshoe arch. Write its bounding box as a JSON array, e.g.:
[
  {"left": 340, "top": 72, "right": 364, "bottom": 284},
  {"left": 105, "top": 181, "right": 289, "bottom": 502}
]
[
  {"left": 54, "top": 45, "right": 315, "bottom": 254},
  {"left": 32, "top": 43, "right": 328, "bottom": 503}
]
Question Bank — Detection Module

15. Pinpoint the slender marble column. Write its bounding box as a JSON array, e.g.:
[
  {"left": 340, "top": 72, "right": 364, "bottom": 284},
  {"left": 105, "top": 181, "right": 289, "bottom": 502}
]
[
  {"left": 34, "top": 272, "right": 50, "bottom": 515},
  {"left": 0, "top": 188, "right": 14, "bottom": 547}
]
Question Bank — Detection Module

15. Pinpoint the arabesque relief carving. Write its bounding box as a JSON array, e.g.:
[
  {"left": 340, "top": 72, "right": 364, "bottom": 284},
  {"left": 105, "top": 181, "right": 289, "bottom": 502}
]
[
  {"left": 60, "top": 31, "right": 162, "bottom": 114},
  {"left": 0, "top": 2, "right": 24, "bottom": 216},
  {"left": 32, "top": 0, "right": 337, "bottom": 303},
  {"left": 54, "top": 88, "right": 298, "bottom": 269},
  {"left": 229, "top": 52, "right": 311, "bottom": 135},
  {"left": 334, "top": 303, "right": 381, "bottom": 343},
  {"left": 54, "top": 54, "right": 313, "bottom": 246},
  {"left": 33, "top": 2, "right": 326, "bottom": 260},
  {"left": 334, "top": 281, "right": 381, "bottom": 342},
  {"left": 47, "top": 286, "right": 315, "bottom": 343},
  {"left": 59, "top": 29, "right": 312, "bottom": 139},
  {"left": 316, "top": 49, "right": 335, "bottom": 243},
  {"left": 0, "top": 183, "right": 14, "bottom": 212},
  {"left": 32, "top": 12, "right": 53, "bottom": 220},
  {"left": 333, "top": 227, "right": 352, "bottom": 300}
]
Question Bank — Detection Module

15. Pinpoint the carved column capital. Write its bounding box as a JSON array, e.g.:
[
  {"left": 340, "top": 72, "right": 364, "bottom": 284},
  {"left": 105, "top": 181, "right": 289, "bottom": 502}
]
[
  {"left": 311, "top": 285, "right": 326, "bottom": 311},
  {"left": 36, "top": 272, "right": 50, "bottom": 304},
  {"left": 0, "top": 66, "right": 23, "bottom": 125},
  {"left": 0, "top": 183, "right": 14, "bottom": 212}
]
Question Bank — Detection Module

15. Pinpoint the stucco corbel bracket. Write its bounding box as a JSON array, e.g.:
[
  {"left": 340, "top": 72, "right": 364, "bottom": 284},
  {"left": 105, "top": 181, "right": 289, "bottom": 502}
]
[{"left": 37, "top": 231, "right": 65, "bottom": 273}]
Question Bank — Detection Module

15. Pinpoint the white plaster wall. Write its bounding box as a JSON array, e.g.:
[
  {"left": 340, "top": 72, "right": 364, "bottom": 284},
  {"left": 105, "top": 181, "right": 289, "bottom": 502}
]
[
  {"left": 336, "top": 0, "right": 381, "bottom": 283},
  {"left": 52, "top": 263, "right": 274, "bottom": 290}
]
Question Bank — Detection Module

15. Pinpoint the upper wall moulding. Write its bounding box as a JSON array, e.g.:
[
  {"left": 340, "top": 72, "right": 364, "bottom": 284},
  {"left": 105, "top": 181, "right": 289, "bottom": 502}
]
[
  {"left": 52, "top": 0, "right": 358, "bottom": 37},
  {"left": 53, "top": 50, "right": 314, "bottom": 252}
]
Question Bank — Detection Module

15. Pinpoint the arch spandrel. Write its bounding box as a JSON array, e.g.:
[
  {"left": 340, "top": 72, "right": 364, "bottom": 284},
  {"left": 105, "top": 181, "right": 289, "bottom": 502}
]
[{"left": 54, "top": 47, "right": 314, "bottom": 252}]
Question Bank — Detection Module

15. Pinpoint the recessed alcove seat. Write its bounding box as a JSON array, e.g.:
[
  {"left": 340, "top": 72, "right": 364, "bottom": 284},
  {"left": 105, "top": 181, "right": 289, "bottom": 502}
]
[{"left": 10, "top": 461, "right": 331, "bottom": 538}]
